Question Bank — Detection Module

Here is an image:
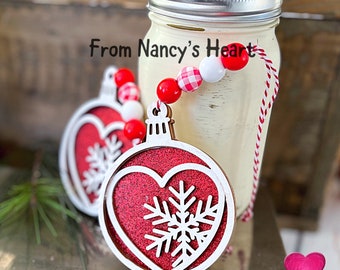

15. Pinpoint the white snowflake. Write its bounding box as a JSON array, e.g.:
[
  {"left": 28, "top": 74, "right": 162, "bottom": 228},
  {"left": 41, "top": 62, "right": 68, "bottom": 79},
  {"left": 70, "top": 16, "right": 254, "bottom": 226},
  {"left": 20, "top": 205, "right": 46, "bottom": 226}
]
[
  {"left": 83, "top": 135, "right": 122, "bottom": 196},
  {"left": 143, "top": 180, "right": 219, "bottom": 269}
]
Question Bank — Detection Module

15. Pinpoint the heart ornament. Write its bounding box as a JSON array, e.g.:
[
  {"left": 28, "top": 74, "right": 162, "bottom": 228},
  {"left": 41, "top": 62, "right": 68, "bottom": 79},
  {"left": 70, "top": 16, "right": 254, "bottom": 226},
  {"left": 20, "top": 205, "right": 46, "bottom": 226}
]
[
  {"left": 59, "top": 66, "right": 134, "bottom": 216},
  {"left": 284, "top": 252, "right": 326, "bottom": 270},
  {"left": 99, "top": 102, "right": 235, "bottom": 269}
]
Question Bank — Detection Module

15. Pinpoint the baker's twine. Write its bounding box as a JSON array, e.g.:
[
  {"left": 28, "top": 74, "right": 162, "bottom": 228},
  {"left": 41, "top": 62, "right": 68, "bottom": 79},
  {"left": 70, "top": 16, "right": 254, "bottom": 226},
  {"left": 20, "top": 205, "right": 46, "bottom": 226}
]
[{"left": 241, "top": 46, "right": 280, "bottom": 222}]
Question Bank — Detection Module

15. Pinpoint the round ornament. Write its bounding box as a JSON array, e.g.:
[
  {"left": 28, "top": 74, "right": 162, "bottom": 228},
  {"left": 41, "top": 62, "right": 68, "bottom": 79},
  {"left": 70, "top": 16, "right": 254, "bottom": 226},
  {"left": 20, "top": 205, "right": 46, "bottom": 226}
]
[
  {"left": 99, "top": 102, "right": 235, "bottom": 270},
  {"left": 123, "top": 119, "right": 147, "bottom": 142},
  {"left": 199, "top": 56, "right": 226, "bottom": 83},
  {"left": 176, "top": 66, "right": 202, "bottom": 92},
  {"left": 220, "top": 43, "right": 249, "bottom": 71},
  {"left": 59, "top": 66, "right": 136, "bottom": 217},
  {"left": 114, "top": 68, "right": 135, "bottom": 88},
  {"left": 121, "top": 100, "right": 144, "bottom": 122},
  {"left": 156, "top": 78, "right": 182, "bottom": 104}
]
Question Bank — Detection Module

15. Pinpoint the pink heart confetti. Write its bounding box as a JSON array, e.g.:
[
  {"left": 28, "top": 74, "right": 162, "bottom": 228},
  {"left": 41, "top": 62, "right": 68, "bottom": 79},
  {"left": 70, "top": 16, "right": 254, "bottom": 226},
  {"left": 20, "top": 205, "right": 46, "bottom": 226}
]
[{"left": 284, "top": 252, "right": 326, "bottom": 270}]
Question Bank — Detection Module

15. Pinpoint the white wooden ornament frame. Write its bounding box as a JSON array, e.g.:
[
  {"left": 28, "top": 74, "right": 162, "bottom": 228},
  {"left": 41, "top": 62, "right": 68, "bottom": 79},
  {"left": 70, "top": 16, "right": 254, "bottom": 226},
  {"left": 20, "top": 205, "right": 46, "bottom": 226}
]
[
  {"left": 59, "top": 66, "right": 126, "bottom": 217},
  {"left": 98, "top": 102, "right": 235, "bottom": 270}
]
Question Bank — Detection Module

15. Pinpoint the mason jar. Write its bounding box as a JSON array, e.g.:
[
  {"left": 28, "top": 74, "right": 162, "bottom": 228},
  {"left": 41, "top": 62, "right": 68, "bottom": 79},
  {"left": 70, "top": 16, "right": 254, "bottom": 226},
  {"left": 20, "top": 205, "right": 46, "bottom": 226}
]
[{"left": 138, "top": 0, "right": 282, "bottom": 217}]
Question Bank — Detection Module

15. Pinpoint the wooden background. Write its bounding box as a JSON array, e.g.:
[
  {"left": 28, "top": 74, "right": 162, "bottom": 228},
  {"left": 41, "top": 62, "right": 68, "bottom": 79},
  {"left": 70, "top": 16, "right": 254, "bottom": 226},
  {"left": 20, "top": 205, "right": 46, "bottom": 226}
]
[
  {"left": 263, "top": 0, "right": 340, "bottom": 229},
  {"left": 0, "top": 0, "right": 339, "bottom": 229}
]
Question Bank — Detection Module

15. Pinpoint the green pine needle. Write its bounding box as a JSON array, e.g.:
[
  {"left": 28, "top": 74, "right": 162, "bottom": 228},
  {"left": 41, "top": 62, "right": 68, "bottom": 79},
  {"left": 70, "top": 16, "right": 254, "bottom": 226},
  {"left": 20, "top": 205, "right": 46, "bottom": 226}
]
[
  {"left": 0, "top": 177, "right": 80, "bottom": 244},
  {"left": 32, "top": 205, "right": 41, "bottom": 244}
]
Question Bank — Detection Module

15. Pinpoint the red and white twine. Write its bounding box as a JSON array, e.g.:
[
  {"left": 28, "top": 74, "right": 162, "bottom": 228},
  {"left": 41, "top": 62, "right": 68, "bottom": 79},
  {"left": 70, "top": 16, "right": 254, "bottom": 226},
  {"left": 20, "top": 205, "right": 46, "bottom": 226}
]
[{"left": 241, "top": 46, "right": 280, "bottom": 222}]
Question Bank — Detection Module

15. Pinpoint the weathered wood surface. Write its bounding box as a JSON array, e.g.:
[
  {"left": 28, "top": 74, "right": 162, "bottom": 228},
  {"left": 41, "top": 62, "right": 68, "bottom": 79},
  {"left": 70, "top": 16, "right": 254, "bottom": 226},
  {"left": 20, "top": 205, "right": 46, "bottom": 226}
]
[
  {"left": 262, "top": 17, "right": 340, "bottom": 229},
  {"left": 282, "top": 0, "right": 340, "bottom": 19},
  {"left": 0, "top": 148, "right": 286, "bottom": 270},
  {"left": 0, "top": 1, "right": 150, "bottom": 147}
]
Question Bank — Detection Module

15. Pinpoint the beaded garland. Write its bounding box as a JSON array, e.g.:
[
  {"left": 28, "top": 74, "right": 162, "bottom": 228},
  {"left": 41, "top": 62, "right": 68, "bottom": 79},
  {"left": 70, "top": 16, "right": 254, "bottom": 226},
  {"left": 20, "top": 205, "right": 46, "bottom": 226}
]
[
  {"left": 155, "top": 43, "right": 250, "bottom": 104},
  {"left": 113, "top": 68, "right": 147, "bottom": 143},
  {"left": 120, "top": 43, "right": 249, "bottom": 141}
]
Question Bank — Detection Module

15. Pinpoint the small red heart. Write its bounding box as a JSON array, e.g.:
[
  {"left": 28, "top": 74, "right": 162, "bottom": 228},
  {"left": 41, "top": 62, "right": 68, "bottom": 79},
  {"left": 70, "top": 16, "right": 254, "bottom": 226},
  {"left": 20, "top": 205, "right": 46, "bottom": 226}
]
[{"left": 284, "top": 252, "right": 326, "bottom": 270}]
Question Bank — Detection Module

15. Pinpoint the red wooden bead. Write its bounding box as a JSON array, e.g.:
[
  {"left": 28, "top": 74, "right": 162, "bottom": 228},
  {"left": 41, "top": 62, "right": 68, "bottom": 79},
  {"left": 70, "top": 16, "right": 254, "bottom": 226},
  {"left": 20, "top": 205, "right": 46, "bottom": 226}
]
[
  {"left": 220, "top": 43, "right": 249, "bottom": 71},
  {"left": 123, "top": 119, "right": 146, "bottom": 141},
  {"left": 114, "top": 68, "right": 135, "bottom": 88},
  {"left": 156, "top": 78, "right": 182, "bottom": 104}
]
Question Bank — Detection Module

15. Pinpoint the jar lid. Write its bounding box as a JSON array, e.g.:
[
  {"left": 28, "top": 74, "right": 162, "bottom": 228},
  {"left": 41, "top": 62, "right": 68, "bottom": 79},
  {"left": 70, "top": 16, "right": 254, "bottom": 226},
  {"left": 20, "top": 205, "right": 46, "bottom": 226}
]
[{"left": 148, "top": 0, "right": 282, "bottom": 22}]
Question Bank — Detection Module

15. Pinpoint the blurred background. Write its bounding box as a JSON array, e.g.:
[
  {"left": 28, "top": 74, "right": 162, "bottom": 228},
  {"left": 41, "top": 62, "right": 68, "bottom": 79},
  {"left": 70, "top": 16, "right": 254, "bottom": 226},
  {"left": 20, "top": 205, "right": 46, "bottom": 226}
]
[{"left": 0, "top": 0, "right": 339, "bottom": 269}]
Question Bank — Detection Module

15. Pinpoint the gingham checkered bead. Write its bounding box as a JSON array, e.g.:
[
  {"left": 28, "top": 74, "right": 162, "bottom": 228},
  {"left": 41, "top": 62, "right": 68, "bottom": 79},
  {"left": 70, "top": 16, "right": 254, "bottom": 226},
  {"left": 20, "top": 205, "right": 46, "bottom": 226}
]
[
  {"left": 176, "top": 66, "right": 203, "bottom": 92},
  {"left": 118, "top": 82, "right": 141, "bottom": 104}
]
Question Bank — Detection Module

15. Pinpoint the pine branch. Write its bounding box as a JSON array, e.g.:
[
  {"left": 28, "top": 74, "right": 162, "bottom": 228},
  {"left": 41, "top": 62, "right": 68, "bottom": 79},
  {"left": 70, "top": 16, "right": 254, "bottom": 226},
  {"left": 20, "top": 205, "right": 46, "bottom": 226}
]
[{"left": 0, "top": 149, "right": 80, "bottom": 244}]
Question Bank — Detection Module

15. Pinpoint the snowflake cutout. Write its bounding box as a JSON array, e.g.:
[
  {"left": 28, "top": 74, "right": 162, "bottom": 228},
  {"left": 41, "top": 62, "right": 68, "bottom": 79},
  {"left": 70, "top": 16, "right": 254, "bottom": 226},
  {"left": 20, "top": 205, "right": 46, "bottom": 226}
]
[
  {"left": 143, "top": 180, "right": 219, "bottom": 269},
  {"left": 83, "top": 135, "right": 122, "bottom": 196}
]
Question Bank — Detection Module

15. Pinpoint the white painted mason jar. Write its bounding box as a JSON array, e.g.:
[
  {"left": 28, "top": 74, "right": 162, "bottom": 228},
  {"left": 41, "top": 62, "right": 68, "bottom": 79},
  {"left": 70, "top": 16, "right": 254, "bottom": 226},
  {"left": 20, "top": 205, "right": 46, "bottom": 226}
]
[{"left": 138, "top": 0, "right": 282, "bottom": 217}]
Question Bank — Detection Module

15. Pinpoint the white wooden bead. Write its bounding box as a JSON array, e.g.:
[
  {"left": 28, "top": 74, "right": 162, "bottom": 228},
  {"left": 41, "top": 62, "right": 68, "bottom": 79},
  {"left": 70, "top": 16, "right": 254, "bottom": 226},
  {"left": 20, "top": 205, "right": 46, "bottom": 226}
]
[
  {"left": 121, "top": 100, "right": 144, "bottom": 121},
  {"left": 199, "top": 56, "right": 226, "bottom": 83}
]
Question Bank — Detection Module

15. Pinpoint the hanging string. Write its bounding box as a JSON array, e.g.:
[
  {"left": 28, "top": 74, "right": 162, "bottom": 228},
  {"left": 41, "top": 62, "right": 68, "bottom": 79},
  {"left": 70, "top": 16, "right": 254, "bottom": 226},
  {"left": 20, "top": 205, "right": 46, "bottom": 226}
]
[{"left": 241, "top": 45, "right": 280, "bottom": 222}]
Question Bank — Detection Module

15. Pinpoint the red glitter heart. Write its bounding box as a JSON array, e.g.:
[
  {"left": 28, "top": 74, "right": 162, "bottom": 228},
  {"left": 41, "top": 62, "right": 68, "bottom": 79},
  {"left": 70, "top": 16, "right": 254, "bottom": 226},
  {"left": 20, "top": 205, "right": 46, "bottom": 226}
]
[
  {"left": 71, "top": 106, "right": 131, "bottom": 203},
  {"left": 102, "top": 146, "right": 232, "bottom": 270},
  {"left": 63, "top": 105, "right": 133, "bottom": 216},
  {"left": 284, "top": 252, "right": 326, "bottom": 270}
]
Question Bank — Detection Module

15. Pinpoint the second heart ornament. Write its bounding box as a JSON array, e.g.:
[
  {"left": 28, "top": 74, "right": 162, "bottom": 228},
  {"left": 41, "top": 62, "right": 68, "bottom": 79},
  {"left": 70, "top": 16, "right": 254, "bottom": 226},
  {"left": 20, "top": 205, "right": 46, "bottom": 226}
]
[
  {"left": 59, "top": 66, "right": 142, "bottom": 217},
  {"left": 99, "top": 102, "right": 235, "bottom": 270}
]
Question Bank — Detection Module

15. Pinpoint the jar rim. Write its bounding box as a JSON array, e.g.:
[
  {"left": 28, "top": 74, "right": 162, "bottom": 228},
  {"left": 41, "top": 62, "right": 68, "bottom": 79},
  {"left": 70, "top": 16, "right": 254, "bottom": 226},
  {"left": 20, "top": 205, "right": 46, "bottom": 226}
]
[{"left": 148, "top": 0, "right": 282, "bottom": 22}]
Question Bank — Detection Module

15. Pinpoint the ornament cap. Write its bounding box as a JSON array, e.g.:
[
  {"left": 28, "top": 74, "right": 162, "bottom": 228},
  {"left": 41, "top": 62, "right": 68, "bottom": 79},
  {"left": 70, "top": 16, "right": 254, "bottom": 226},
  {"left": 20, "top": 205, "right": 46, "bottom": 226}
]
[
  {"left": 99, "top": 66, "right": 118, "bottom": 100},
  {"left": 145, "top": 102, "right": 175, "bottom": 143}
]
